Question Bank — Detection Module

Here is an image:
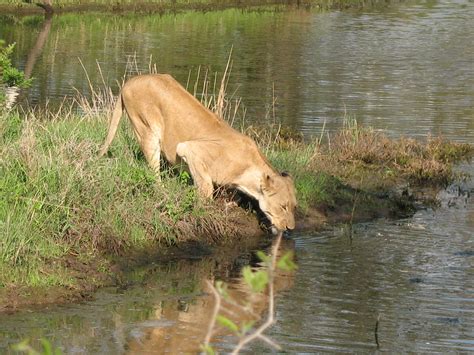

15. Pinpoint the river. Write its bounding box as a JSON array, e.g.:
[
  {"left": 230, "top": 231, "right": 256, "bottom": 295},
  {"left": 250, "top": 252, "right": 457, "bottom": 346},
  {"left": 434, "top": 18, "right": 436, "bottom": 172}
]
[
  {"left": 2, "top": 0, "right": 473, "bottom": 142},
  {"left": 0, "top": 0, "right": 473, "bottom": 353}
]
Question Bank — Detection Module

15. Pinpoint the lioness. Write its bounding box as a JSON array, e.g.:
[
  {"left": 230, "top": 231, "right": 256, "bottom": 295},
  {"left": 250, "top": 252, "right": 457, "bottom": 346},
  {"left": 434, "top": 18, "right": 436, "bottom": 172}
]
[{"left": 99, "top": 74, "right": 296, "bottom": 233}]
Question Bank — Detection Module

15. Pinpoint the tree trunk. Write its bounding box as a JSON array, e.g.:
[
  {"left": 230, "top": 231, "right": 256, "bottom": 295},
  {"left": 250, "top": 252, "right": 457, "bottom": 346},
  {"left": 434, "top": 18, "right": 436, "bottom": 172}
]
[
  {"left": 36, "top": 0, "right": 54, "bottom": 15},
  {"left": 24, "top": 15, "right": 53, "bottom": 79}
]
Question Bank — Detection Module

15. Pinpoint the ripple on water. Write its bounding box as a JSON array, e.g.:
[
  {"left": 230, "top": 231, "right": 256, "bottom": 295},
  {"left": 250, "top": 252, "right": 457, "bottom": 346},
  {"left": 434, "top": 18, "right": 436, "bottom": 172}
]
[{"left": 251, "top": 165, "right": 474, "bottom": 353}]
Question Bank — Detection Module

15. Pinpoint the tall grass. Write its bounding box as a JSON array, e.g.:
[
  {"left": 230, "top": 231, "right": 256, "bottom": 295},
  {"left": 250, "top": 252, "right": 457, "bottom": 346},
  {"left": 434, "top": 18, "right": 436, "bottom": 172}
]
[
  {"left": 0, "top": 58, "right": 320, "bottom": 287},
  {"left": 0, "top": 105, "right": 246, "bottom": 287},
  {"left": 319, "top": 115, "right": 473, "bottom": 186}
]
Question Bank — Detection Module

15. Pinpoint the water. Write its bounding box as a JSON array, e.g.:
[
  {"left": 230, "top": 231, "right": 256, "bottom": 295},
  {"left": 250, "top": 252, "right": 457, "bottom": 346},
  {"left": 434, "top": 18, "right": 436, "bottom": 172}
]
[
  {"left": 0, "top": 167, "right": 472, "bottom": 353},
  {"left": 254, "top": 167, "right": 474, "bottom": 352},
  {"left": 1, "top": 1, "right": 473, "bottom": 353},
  {"left": 1, "top": 0, "right": 473, "bottom": 142}
]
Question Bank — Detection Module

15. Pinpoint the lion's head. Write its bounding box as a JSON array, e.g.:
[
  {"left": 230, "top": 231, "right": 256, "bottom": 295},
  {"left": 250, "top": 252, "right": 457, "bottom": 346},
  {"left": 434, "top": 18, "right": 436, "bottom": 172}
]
[{"left": 258, "top": 172, "right": 297, "bottom": 234}]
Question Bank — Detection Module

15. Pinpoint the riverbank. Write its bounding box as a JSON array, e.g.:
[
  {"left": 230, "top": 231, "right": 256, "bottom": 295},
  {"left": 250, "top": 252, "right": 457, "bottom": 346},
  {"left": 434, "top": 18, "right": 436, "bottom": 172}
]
[
  {"left": 1, "top": 101, "right": 472, "bottom": 311},
  {"left": 0, "top": 0, "right": 397, "bottom": 16}
]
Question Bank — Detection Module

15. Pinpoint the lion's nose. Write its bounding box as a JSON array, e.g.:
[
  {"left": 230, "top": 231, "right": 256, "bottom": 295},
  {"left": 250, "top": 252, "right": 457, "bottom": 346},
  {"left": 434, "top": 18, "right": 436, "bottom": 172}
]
[{"left": 287, "top": 220, "right": 295, "bottom": 231}]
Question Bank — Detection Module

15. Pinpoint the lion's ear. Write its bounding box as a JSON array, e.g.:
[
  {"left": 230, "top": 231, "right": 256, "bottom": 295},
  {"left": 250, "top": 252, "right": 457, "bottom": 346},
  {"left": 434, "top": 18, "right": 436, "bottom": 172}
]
[
  {"left": 280, "top": 171, "right": 294, "bottom": 182},
  {"left": 261, "top": 173, "right": 274, "bottom": 192}
]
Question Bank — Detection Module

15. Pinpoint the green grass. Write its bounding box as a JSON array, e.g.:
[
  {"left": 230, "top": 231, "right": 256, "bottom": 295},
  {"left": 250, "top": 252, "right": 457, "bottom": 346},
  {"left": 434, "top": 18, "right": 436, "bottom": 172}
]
[
  {"left": 265, "top": 142, "right": 342, "bottom": 211},
  {"left": 0, "top": 109, "right": 240, "bottom": 287},
  {"left": 0, "top": 106, "right": 341, "bottom": 288},
  {"left": 0, "top": 0, "right": 395, "bottom": 15}
]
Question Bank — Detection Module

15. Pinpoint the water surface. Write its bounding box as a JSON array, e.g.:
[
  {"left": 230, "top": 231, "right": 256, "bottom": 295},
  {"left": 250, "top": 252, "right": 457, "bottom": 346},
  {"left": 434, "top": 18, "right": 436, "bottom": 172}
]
[
  {"left": 0, "top": 164, "right": 472, "bottom": 353},
  {"left": 1, "top": 0, "right": 473, "bottom": 141},
  {"left": 253, "top": 166, "right": 474, "bottom": 352},
  {"left": 0, "top": 1, "right": 473, "bottom": 353}
]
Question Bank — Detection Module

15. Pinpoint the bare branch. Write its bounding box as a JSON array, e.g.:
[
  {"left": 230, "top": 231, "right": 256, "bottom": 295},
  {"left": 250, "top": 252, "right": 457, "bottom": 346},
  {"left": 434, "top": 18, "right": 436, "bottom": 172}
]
[
  {"left": 231, "top": 232, "right": 283, "bottom": 354},
  {"left": 257, "top": 334, "right": 282, "bottom": 350},
  {"left": 203, "top": 280, "right": 222, "bottom": 348}
]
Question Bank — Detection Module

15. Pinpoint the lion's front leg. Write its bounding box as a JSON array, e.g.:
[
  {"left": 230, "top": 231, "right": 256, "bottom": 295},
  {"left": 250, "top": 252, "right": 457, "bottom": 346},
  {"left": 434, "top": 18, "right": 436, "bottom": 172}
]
[
  {"left": 141, "top": 128, "right": 162, "bottom": 180},
  {"left": 176, "top": 141, "right": 214, "bottom": 198}
]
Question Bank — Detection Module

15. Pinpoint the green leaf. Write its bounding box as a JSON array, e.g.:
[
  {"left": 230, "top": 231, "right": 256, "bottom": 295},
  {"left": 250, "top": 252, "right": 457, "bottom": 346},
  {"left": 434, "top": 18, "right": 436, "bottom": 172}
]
[
  {"left": 241, "top": 320, "right": 256, "bottom": 335},
  {"left": 277, "top": 251, "right": 298, "bottom": 271},
  {"left": 178, "top": 170, "right": 191, "bottom": 184},
  {"left": 242, "top": 266, "right": 269, "bottom": 293},
  {"left": 256, "top": 250, "right": 270, "bottom": 263},
  {"left": 12, "top": 338, "right": 61, "bottom": 355},
  {"left": 200, "top": 344, "right": 216, "bottom": 355},
  {"left": 242, "top": 266, "right": 253, "bottom": 285},
  {"left": 11, "top": 339, "right": 40, "bottom": 355},
  {"left": 39, "top": 339, "right": 54, "bottom": 355},
  {"left": 217, "top": 315, "right": 239, "bottom": 333},
  {"left": 215, "top": 280, "right": 229, "bottom": 299}
]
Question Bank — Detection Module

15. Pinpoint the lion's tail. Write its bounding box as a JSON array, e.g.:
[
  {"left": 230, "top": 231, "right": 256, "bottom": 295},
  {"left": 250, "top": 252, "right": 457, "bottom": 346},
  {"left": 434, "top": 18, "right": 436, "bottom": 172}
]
[{"left": 98, "top": 93, "right": 123, "bottom": 157}]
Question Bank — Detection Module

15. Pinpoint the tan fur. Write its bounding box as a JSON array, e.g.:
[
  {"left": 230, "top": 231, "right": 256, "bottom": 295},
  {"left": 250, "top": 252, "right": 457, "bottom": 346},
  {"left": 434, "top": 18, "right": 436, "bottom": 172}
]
[{"left": 99, "top": 74, "right": 296, "bottom": 231}]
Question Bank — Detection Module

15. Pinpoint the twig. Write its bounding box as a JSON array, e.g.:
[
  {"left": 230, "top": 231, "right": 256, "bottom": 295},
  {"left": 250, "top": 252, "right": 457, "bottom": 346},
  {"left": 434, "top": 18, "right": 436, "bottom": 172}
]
[
  {"left": 257, "top": 334, "right": 280, "bottom": 349},
  {"left": 231, "top": 232, "right": 283, "bottom": 354},
  {"left": 375, "top": 314, "right": 381, "bottom": 349},
  {"left": 221, "top": 297, "right": 260, "bottom": 319},
  {"left": 203, "top": 280, "right": 222, "bottom": 349}
]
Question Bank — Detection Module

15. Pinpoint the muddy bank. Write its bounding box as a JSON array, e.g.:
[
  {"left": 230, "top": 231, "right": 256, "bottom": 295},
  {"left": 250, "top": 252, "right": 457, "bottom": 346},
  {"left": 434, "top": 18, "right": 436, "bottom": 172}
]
[
  {"left": 0, "top": 179, "right": 441, "bottom": 313},
  {"left": 1, "top": 109, "right": 472, "bottom": 312}
]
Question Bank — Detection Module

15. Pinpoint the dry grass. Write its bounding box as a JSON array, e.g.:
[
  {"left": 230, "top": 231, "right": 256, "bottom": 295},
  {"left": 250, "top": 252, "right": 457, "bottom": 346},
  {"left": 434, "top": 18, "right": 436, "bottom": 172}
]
[{"left": 313, "top": 117, "right": 473, "bottom": 187}]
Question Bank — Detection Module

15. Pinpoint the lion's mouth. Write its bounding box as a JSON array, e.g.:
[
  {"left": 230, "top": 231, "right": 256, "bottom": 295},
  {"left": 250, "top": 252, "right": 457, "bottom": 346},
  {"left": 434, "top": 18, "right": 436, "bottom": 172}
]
[
  {"left": 270, "top": 224, "right": 293, "bottom": 236},
  {"left": 270, "top": 226, "right": 280, "bottom": 236}
]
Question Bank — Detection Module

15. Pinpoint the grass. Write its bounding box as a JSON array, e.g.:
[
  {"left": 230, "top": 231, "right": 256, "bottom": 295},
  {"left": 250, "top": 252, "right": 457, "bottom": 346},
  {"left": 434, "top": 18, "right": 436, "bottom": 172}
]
[
  {"left": 0, "top": 67, "right": 472, "bottom": 299},
  {"left": 315, "top": 117, "right": 473, "bottom": 189},
  {"left": 0, "top": 0, "right": 395, "bottom": 15},
  {"left": 0, "top": 107, "right": 247, "bottom": 288}
]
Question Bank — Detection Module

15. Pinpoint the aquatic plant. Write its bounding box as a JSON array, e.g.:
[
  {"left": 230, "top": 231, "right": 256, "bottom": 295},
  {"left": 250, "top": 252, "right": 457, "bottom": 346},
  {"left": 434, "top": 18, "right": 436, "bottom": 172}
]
[{"left": 318, "top": 116, "right": 473, "bottom": 186}]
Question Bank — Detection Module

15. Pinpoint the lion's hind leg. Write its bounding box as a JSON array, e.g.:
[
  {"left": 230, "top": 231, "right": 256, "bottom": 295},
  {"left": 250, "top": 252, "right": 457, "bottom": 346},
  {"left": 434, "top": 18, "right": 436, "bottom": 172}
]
[{"left": 176, "top": 141, "right": 214, "bottom": 198}]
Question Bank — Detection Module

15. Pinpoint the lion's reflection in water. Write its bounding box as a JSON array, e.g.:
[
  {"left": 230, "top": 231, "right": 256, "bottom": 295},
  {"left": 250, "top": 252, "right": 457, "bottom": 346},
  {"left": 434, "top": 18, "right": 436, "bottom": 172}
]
[{"left": 125, "top": 237, "right": 296, "bottom": 354}]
